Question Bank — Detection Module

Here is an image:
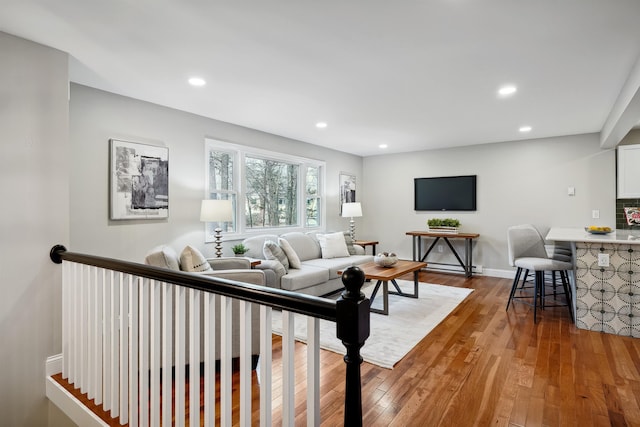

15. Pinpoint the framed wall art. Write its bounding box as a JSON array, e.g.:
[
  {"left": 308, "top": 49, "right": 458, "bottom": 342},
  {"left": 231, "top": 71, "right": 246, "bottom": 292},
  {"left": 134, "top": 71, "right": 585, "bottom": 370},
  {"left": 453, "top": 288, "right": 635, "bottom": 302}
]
[
  {"left": 339, "top": 172, "right": 356, "bottom": 215},
  {"left": 110, "top": 139, "right": 169, "bottom": 220}
]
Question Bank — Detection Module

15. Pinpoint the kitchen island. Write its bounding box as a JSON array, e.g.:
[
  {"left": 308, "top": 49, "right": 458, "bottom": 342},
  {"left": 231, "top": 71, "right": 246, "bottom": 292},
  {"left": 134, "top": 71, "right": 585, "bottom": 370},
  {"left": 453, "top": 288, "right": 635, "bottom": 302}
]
[{"left": 546, "top": 227, "right": 640, "bottom": 337}]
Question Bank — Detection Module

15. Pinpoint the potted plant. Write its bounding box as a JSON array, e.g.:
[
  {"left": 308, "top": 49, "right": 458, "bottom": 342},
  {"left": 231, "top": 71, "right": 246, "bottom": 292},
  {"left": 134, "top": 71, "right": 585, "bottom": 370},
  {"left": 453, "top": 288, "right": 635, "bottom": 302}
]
[
  {"left": 231, "top": 243, "right": 248, "bottom": 256},
  {"left": 427, "top": 218, "right": 461, "bottom": 233}
]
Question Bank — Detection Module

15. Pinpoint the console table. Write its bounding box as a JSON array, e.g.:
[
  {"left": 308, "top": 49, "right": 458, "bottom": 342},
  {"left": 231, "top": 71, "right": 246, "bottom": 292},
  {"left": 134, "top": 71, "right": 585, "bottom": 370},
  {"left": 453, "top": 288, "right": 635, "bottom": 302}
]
[{"left": 406, "top": 231, "right": 480, "bottom": 277}]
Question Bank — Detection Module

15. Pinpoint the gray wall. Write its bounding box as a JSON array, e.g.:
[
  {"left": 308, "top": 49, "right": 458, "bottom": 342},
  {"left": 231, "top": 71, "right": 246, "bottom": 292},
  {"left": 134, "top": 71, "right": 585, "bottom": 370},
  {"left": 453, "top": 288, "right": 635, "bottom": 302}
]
[
  {"left": 0, "top": 33, "right": 72, "bottom": 426},
  {"left": 361, "top": 133, "right": 616, "bottom": 275},
  {"left": 69, "top": 84, "right": 363, "bottom": 262}
]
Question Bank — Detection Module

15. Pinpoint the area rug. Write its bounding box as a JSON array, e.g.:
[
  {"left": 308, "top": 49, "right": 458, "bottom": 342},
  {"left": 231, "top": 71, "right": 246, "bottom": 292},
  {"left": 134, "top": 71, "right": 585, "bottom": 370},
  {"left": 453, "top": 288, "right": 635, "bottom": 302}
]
[{"left": 271, "top": 280, "right": 473, "bottom": 369}]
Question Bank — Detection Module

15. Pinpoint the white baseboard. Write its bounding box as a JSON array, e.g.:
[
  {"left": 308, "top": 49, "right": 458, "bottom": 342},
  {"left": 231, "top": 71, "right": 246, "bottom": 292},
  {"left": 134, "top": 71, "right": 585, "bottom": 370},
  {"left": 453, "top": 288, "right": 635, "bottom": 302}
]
[
  {"left": 45, "top": 354, "right": 108, "bottom": 427},
  {"left": 423, "top": 264, "right": 515, "bottom": 279},
  {"left": 46, "top": 377, "right": 108, "bottom": 427},
  {"left": 46, "top": 354, "right": 63, "bottom": 376}
]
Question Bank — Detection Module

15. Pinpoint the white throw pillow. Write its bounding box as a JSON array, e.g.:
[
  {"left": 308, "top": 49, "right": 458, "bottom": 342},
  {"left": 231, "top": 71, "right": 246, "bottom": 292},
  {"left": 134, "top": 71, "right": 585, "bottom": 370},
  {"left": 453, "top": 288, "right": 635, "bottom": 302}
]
[
  {"left": 263, "top": 240, "right": 290, "bottom": 272},
  {"left": 278, "top": 238, "right": 302, "bottom": 269},
  {"left": 180, "top": 245, "right": 214, "bottom": 273},
  {"left": 317, "top": 232, "right": 350, "bottom": 259}
]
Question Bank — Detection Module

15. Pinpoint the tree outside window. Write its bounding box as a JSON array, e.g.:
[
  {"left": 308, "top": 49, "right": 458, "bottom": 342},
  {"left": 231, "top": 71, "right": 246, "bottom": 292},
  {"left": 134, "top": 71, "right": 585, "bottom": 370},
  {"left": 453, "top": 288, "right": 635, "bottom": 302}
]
[{"left": 205, "top": 139, "right": 324, "bottom": 239}]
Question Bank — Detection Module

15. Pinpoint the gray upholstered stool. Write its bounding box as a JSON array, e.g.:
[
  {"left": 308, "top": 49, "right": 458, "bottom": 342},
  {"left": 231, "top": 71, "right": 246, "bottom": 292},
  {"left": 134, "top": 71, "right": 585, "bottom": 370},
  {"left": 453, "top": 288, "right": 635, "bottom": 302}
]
[{"left": 506, "top": 224, "right": 574, "bottom": 323}]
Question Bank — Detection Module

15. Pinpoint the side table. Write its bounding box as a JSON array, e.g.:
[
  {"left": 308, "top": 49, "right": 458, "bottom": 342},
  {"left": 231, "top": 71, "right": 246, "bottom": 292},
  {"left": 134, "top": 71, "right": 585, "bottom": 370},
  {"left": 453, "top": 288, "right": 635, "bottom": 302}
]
[{"left": 355, "top": 240, "right": 379, "bottom": 255}]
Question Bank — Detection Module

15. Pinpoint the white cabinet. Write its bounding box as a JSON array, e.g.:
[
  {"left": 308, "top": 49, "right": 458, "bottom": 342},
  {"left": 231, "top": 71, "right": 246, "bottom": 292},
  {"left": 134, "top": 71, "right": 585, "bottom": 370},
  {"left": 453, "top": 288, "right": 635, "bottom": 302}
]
[{"left": 617, "top": 144, "right": 640, "bottom": 198}]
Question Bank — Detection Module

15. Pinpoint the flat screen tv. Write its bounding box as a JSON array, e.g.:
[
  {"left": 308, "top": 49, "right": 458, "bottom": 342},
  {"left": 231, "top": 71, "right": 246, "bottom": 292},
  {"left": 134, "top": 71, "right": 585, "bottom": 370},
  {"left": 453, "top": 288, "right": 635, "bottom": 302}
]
[{"left": 414, "top": 175, "right": 477, "bottom": 211}]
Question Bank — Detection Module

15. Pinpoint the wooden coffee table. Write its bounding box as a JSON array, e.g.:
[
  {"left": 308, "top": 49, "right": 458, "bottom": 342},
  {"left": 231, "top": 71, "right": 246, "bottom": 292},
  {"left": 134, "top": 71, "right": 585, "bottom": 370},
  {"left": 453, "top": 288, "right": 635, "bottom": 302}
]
[{"left": 357, "top": 260, "right": 427, "bottom": 315}]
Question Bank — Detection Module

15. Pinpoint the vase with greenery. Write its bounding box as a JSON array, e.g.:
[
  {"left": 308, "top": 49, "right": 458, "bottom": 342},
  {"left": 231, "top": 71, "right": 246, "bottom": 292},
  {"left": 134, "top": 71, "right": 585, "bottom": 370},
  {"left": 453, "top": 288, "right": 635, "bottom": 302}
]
[{"left": 231, "top": 243, "right": 248, "bottom": 256}]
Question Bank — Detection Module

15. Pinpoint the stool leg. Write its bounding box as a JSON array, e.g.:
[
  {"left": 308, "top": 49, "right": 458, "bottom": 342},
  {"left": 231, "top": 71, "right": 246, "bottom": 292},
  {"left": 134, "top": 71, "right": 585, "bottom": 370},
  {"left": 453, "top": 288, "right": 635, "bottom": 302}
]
[
  {"left": 506, "top": 267, "right": 523, "bottom": 311},
  {"left": 560, "top": 271, "right": 574, "bottom": 322},
  {"left": 534, "top": 271, "right": 542, "bottom": 323}
]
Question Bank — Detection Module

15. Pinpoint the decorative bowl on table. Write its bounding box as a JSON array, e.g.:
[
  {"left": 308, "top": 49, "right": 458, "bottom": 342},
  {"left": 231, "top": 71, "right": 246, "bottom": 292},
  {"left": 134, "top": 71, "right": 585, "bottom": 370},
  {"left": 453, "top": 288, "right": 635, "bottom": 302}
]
[
  {"left": 585, "top": 226, "right": 614, "bottom": 235},
  {"left": 374, "top": 252, "right": 398, "bottom": 267}
]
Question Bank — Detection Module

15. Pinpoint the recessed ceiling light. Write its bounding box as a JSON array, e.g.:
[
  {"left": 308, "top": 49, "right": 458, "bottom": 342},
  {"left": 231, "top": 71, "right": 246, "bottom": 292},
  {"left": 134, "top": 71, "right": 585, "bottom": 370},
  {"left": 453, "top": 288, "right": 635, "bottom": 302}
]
[
  {"left": 379, "top": 144, "right": 388, "bottom": 149},
  {"left": 316, "top": 122, "right": 327, "bottom": 129},
  {"left": 188, "top": 77, "right": 206, "bottom": 87},
  {"left": 519, "top": 126, "right": 532, "bottom": 132},
  {"left": 498, "top": 85, "right": 517, "bottom": 96}
]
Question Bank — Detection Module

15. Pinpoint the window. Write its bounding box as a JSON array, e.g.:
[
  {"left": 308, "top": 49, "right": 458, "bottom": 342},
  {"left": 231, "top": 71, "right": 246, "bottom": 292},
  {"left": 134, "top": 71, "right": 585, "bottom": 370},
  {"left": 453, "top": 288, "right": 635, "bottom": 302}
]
[{"left": 205, "top": 139, "right": 325, "bottom": 241}]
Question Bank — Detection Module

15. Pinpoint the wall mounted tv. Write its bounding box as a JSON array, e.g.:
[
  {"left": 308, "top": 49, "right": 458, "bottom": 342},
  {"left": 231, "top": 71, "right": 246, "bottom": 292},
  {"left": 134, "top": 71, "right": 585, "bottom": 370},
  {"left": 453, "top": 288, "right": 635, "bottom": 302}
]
[{"left": 414, "top": 175, "right": 477, "bottom": 211}]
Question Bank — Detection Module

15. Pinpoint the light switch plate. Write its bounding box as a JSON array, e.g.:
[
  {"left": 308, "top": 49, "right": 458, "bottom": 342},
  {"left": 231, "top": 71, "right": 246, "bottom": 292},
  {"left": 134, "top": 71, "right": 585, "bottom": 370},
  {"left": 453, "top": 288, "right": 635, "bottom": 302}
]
[{"left": 568, "top": 186, "right": 575, "bottom": 196}]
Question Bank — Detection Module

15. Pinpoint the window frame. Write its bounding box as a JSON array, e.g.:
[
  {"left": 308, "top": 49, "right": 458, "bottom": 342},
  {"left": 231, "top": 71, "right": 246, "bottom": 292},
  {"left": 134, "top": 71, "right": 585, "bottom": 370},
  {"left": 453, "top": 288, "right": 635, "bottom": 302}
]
[{"left": 204, "top": 138, "right": 326, "bottom": 241}]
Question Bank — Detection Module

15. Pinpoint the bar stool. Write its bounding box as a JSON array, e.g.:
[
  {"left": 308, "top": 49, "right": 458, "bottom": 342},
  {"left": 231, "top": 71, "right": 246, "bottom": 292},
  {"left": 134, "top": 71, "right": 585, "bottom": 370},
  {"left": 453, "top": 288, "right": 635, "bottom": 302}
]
[{"left": 506, "top": 224, "right": 574, "bottom": 323}]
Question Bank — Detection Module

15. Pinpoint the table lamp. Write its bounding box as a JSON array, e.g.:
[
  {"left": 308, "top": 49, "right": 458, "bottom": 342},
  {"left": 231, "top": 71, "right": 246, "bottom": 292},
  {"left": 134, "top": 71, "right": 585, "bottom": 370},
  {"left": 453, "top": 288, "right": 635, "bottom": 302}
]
[
  {"left": 341, "top": 202, "right": 362, "bottom": 241},
  {"left": 200, "top": 199, "right": 233, "bottom": 257}
]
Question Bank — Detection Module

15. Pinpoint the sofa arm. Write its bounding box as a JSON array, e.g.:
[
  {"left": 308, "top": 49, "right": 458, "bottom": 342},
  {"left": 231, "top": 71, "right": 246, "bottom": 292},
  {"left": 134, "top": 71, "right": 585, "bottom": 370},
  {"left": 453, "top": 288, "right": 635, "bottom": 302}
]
[
  {"left": 206, "top": 257, "right": 251, "bottom": 270},
  {"left": 200, "top": 269, "right": 265, "bottom": 286}
]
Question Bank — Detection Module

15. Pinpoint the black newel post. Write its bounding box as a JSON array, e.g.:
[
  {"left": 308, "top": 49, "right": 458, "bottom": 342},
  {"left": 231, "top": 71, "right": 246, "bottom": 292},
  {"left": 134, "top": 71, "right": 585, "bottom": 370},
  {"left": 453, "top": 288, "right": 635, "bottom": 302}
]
[{"left": 336, "top": 266, "right": 370, "bottom": 426}]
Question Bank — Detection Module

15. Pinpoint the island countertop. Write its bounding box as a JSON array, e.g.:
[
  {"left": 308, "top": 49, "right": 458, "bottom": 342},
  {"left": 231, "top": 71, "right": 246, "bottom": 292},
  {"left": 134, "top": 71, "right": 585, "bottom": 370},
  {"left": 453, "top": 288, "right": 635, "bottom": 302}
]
[{"left": 546, "top": 227, "right": 640, "bottom": 244}]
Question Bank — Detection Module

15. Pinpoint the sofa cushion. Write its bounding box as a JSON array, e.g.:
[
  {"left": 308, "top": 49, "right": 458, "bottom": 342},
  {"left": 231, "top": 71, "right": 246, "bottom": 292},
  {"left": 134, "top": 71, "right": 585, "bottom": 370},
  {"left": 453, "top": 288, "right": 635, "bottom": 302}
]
[
  {"left": 317, "top": 232, "right": 350, "bottom": 259},
  {"left": 263, "top": 240, "right": 289, "bottom": 271},
  {"left": 280, "top": 266, "right": 330, "bottom": 292},
  {"left": 145, "top": 245, "right": 181, "bottom": 270},
  {"left": 180, "top": 245, "right": 214, "bottom": 273},
  {"left": 278, "top": 237, "right": 302, "bottom": 269},
  {"left": 280, "top": 232, "right": 322, "bottom": 261},
  {"left": 242, "top": 234, "right": 279, "bottom": 259},
  {"left": 302, "top": 254, "right": 373, "bottom": 279}
]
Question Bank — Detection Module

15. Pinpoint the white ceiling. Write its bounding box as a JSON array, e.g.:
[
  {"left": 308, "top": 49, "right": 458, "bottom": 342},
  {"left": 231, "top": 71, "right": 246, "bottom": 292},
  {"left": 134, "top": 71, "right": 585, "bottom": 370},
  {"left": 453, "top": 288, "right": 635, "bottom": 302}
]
[{"left": 2, "top": 0, "right": 640, "bottom": 156}]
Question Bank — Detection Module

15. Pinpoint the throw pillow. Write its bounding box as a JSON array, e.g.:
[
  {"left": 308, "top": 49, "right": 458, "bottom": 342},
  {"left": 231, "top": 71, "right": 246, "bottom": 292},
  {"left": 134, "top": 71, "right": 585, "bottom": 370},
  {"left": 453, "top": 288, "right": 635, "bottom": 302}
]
[
  {"left": 179, "top": 245, "right": 214, "bottom": 273},
  {"left": 278, "top": 237, "right": 302, "bottom": 269},
  {"left": 342, "top": 232, "right": 357, "bottom": 255},
  {"left": 145, "top": 245, "right": 181, "bottom": 270},
  {"left": 263, "top": 240, "right": 290, "bottom": 271},
  {"left": 317, "top": 231, "right": 350, "bottom": 259}
]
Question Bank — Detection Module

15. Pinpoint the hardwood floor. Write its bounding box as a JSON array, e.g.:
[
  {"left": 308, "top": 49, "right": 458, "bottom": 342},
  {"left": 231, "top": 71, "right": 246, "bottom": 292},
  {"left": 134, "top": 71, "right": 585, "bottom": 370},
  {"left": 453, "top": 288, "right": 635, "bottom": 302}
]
[{"left": 54, "top": 272, "right": 640, "bottom": 426}]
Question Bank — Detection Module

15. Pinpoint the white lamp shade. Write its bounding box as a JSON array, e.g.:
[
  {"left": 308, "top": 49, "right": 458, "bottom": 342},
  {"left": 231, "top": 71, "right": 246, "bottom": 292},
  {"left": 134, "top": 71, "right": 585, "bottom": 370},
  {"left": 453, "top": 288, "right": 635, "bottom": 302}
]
[
  {"left": 200, "top": 199, "right": 233, "bottom": 222},
  {"left": 341, "top": 202, "right": 362, "bottom": 218}
]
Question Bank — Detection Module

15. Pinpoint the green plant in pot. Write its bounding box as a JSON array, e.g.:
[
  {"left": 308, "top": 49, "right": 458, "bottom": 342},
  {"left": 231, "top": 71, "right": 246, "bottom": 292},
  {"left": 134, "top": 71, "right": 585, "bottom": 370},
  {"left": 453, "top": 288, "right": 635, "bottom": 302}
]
[
  {"left": 427, "top": 218, "right": 461, "bottom": 228},
  {"left": 231, "top": 243, "right": 248, "bottom": 256}
]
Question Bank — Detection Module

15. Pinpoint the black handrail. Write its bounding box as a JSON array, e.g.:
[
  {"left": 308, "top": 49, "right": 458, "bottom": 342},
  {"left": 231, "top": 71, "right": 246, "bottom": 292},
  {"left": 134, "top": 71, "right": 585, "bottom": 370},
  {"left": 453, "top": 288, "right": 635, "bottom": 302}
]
[
  {"left": 50, "top": 244, "right": 337, "bottom": 321},
  {"left": 49, "top": 244, "right": 369, "bottom": 426}
]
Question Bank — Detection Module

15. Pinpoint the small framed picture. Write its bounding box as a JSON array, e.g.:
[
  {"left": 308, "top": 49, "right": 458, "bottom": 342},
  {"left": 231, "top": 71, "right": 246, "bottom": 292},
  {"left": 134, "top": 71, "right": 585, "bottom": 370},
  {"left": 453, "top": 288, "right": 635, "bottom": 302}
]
[
  {"left": 339, "top": 172, "right": 356, "bottom": 215},
  {"left": 109, "top": 139, "right": 169, "bottom": 220}
]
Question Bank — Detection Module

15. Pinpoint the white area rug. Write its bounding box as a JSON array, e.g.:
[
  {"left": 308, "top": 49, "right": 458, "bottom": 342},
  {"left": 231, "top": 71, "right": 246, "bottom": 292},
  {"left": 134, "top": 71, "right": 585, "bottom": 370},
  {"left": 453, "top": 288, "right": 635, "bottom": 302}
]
[{"left": 271, "top": 280, "right": 473, "bottom": 369}]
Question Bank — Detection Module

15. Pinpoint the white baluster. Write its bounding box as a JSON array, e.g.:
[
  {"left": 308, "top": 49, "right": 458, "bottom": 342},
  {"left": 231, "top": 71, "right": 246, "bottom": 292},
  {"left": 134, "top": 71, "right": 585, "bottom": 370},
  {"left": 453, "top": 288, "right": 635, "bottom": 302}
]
[
  {"left": 220, "top": 295, "right": 232, "bottom": 427},
  {"left": 139, "top": 278, "right": 150, "bottom": 427},
  {"left": 204, "top": 292, "right": 216, "bottom": 427},
  {"left": 189, "top": 289, "right": 201, "bottom": 427},
  {"left": 119, "top": 273, "right": 129, "bottom": 424},
  {"left": 109, "top": 271, "right": 120, "bottom": 417},
  {"left": 259, "top": 305, "right": 272, "bottom": 427},
  {"left": 129, "top": 276, "right": 140, "bottom": 427},
  {"left": 94, "top": 267, "right": 103, "bottom": 405},
  {"left": 282, "top": 311, "right": 295, "bottom": 426},
  {"left": 162, "top": 282, "right": 173, "bottom": 425},
  {"left": 104, "top": 269, "right": 114, "bottom": 413},
  {"left": 175, "top": 286, "right": 186, "bottom": 425},
  {"left": 150, "top": 280, "right": 161, "bottom": 426},
  {"left": 307, "top": 317, "right": 320, "bottom": 427},
  {"left": 240, "top": 300, "right": 252, "bottom": 427}
]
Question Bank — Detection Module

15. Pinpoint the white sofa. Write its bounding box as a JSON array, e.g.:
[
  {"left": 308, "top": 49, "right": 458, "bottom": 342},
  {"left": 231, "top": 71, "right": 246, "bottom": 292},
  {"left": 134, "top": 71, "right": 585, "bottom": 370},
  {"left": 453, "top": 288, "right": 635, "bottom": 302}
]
[
  {"left": 242, "top": 231, "right": 374, "bottom": 296},
  {"left": 144, "top": 245, "right": 264, "bottom": 366}
]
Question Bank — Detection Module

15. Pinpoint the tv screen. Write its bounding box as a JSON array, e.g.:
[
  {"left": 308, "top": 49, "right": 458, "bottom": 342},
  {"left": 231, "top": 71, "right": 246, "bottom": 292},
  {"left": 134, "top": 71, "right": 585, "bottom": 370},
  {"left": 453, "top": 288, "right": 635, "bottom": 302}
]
[{"left": 414, "top": 175, "right": 477, "bottom": 211}]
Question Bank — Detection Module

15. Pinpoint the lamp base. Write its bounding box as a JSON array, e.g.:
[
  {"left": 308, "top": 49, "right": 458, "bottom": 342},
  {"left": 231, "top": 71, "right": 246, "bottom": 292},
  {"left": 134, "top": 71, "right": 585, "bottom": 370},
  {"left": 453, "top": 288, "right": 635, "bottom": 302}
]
[
  {"left": 349, "top": 218, "right": 356, "bottom": 241},
  {"left": 214, "top": 227, "right": 223, "bottom": 258}
]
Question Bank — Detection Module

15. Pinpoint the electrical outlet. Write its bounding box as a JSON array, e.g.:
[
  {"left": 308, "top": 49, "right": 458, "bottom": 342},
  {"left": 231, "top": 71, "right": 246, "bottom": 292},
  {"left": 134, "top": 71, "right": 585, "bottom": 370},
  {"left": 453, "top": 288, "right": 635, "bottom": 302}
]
[
  {"left": 592, "top": 210, "right": 600, "bottom": 219},
  {"left": 598, "top": 253, "right": 609, "bottom": 267},
  {"left": 437, "top": 244, "right": 444, "bottom": 253}
]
